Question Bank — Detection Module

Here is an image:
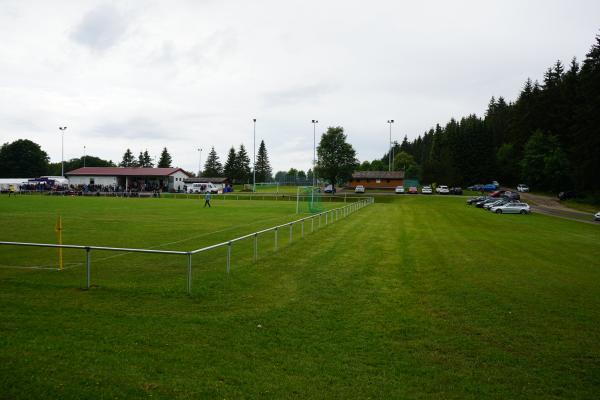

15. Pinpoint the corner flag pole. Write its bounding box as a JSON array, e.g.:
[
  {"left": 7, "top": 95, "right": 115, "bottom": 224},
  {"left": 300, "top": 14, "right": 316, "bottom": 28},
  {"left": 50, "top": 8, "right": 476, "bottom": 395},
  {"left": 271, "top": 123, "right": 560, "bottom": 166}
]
[{"left": 55, "top": 216, "right": 63, "bottom": 270}]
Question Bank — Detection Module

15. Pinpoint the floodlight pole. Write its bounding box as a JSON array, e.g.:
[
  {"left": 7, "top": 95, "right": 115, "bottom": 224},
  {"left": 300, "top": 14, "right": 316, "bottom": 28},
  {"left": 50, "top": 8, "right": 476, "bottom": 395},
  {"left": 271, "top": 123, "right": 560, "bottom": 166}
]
[
  {"left": 59, "top": 126, "right": 67, "bottom": 176},
  {"left": 83, "top": 145, "right": 86, "bottom": 168},
  {"left": 387, "top": 120, "right": 394, "bottom": 171},
  {"left": 197, "top": 148, "right": 202, "bottom": 177},
  {"left": 312, "top": 120, "right": 318, "bottom": 187},
  {"left": 253, "top": 118, "right": 256, "bottom": 192}
]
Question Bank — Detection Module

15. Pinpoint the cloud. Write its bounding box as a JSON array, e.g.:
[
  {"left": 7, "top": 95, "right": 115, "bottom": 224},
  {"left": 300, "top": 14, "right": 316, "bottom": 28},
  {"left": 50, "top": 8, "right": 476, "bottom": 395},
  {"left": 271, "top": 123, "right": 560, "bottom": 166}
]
[
  {"left": 70, "top": 4, "right": 129, "bottom": 51},
  {"left": 91, "top": 117, "right": 167, "bottom": 140},
  {"left": 263, "top": 83, "right": 340, "bottom": 107}
]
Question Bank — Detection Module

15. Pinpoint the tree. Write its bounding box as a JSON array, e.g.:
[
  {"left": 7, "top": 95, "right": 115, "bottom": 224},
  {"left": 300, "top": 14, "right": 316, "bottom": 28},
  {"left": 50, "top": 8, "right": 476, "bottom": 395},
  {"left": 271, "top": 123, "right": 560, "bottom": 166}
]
[
  {"left": 119, "top": 149, "right": 135, "bottom": 167},
  {"left": 521, "top": 130, "right": 569, "bottom": 191},
  {"left": 316, "top": 126, "right": 358, "bottom": 186},
  {"left": 0, "top": 139, "right": 49, "bottom": 178},
  {"left": 274, "top": 171, "right": 287, "bottom": 182},
  {"left": 137, "top": 151, "right": 144, "bottom": 167},
  {"left": 297, "top": 170, "right": 306, "bottom": 183},
  {"left": 306, "top": 168, "right": 314, "bottom": 183},
  {"left": 48, "top": 155, "right": 115, "bottom": 176},
  {"left": 393, "top": 151, "right": 416, "bottom": 172},
  {"left": 223, "top": 147, "right": 237, "bottom": 181},
  {"left": 157, "top": 147, "right": 172, "bottom": 168},
  {"left": 254, "top": 140, "right": 272, "bottom": 182},
  {"left": 203, "top": 147, "right": 223, "bottom": 177},
  {"left": 287, "top": 168, "right": 298, "bottom": 183},
  {"left": 144, "top": 150, "right": 153, "bottom": 168},
  {"left": 235, "top": 144, "right": 251, "bottom": 183}
]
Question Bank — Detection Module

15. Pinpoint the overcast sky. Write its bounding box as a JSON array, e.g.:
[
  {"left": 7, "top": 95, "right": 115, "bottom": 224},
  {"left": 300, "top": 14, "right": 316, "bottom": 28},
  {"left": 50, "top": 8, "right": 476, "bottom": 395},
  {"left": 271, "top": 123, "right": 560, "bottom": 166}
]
[{"left": 1, "top": 0, "right": 599, "bottom": 174}]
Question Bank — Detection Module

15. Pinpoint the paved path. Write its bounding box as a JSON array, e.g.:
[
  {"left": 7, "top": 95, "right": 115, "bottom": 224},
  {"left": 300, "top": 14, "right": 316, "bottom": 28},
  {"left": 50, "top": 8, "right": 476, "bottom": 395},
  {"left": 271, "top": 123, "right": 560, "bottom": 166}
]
[{"left": 519, "top": 192, "right": 599, "bottom": 225}]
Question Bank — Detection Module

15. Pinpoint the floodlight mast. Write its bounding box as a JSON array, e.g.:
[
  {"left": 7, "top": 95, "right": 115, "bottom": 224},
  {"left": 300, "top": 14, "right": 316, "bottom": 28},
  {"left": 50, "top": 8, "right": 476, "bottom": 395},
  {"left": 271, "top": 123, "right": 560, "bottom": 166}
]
[
  {"left": 312, "top": 120, "right": 318, "bottom": 188},
  {"left": 253, "top": 118, "right": 256, "bottom": 193},
  {"left": 58, "top": 126, "right": 67, "bottom": 176},
  {"left": 83, "top": 145, "right": 86, "bottom": 168},
  {"left": 197, "top": 148, "right": 202, "bottom": 177},
  {"left": 387, "top": 120, "right": 394, "bottom": 171}
]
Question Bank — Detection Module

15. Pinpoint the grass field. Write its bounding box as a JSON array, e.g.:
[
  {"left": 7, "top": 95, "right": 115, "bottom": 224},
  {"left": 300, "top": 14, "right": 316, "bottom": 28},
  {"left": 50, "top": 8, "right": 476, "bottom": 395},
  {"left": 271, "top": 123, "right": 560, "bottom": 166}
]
[{"left": 1, "top": 195, "right": 599, "bottom": 399}]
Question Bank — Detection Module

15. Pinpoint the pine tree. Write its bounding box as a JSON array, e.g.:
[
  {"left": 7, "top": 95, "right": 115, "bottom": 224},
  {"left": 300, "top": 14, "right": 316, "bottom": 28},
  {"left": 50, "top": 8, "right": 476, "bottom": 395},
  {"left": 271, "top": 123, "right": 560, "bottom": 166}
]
[
  {"left": 157, "top": 147, "right": 172, "bottom": 168},
  {"left": 223, "top": 147, "right": 237, "bottom": 181},
  {"left": 143, "top": 150, "right": 153, "bottom": 168},
  {"left": 119, "top": 149, "right": 135, "bottom": 167},
  {"left": 254, "top": 140, "right": 272, "bottom": 182},
  {"left": 137, "top": 152, "right": 144, "bottom": 167},
  {"left": 235, "top": 144, "right": 251, "bottom": 183},
  {"left": 203, "top": 147, "right": 223, "bottom": 177}
]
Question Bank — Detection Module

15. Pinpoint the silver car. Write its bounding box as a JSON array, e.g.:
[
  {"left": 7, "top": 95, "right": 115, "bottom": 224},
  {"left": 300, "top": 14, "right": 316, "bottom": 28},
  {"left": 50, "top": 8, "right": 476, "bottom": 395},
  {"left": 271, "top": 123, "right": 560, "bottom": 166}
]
[{"left": 490, "top": 202, "right": 530, "bottom": 214}]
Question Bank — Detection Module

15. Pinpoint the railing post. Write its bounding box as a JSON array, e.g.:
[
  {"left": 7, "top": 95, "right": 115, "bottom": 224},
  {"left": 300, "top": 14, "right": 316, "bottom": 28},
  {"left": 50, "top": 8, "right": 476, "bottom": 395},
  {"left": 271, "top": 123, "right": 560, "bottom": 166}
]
[
  {"left": 326, "top": 212, "right": 328, "bottom": 225},
  {"left": 301, "top": 220, "right": 304, "bottom": 238},
  {"left": 187, "top": 252, "right": 192, "bottom": 294},
  {"left": 253, "top": 233, "right": 258, "bottom": 262},
  {"left": 85, "top": 247, "right": 91, "bottom": 290},
  {"left": 226, "top": 241, "right": 232, "bottom": 273},
  {"left": 274, "top": 227, "right": 278, "bottom": 251},
  {"left": 290, "top": 223, "right": 293, "bottom": 243},
  {"left": 311, "top": 217, "right": 314, "bottom": 233}
]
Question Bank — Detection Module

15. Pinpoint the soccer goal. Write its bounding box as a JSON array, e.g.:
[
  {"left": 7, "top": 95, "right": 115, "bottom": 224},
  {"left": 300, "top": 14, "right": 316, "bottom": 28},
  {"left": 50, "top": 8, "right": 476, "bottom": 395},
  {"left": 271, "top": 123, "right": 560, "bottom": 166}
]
[{"left": 296, "top": 186, "right": 323, "bottom": 214}]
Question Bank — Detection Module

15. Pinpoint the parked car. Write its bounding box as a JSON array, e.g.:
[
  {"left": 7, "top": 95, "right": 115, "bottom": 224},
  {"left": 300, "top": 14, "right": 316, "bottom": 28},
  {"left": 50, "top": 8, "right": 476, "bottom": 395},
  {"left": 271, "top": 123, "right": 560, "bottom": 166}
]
[
  {"left": 483, "top": 184, "right": 497, "bottom": 192},
  {"left": 484, "top": 198, "right": 509, "bottom": 210},
  {"left": 354, "top": 185, "right": 365, "bottom": 193},
  {"left": 467, "top": 196, "right": 486, "bottom": 205},
  {"left": 450, "top": 187, "right": 463, "bottom": 195},
  {"left": 421, "top": 186, "right": 433, "bottom": 194},
  {"left": 187, "top": 182, "right": 219, "bottom": 194},
  {"left": 491, "top": 202, "right": 530, "bottom": 214},
  {"left": 517, "top": 184, "right": 529, "bottom": 192},
  {"left": 595, "top": 211, "right": 600, "bottom": 221},
  {"left": 395, "top": 186, "right": 404, "bottom": 194},
  {"left": 489, "top": 190, "right": 505, "bottom": 197},
  {"left": 324, "top": 185, "right": 336, "bottom": 194},
  {"left": 503, "top": 191, "right": 520, "bottom": 201},
  {"left": 408, "top": 186, "right": 418, "bottom": 194},
  {"left": 492, "top": 181, "right": 499, "bottom": 187},
  {"left": 436, "top": 185, "right": 449, "bottom": 194},
  {"left": 476, "top": 197, "right": 497, "bottom": 208},
  {"left": 558, "top": 191, "right": 580, "bottom": 201}
]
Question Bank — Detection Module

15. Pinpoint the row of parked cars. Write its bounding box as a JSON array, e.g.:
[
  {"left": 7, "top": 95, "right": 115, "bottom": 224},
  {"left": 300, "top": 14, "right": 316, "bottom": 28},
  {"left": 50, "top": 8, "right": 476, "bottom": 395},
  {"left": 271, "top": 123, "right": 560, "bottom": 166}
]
[
  {"left": 392, "top": 185, "right": 463, "bottom": 195},
  {"left": 467, "top": 190, "right": 530, "bottom": 214}
]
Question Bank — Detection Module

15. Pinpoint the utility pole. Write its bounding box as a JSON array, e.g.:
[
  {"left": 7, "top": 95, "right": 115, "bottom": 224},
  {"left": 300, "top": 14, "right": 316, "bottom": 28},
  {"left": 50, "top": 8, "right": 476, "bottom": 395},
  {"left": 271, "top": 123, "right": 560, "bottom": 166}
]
[
  {"left": 387, "top": 120, "right": 394, "bottom": 171},
  {"left": 253, "top": 118, "right": 256, "bottom": 192},
  {"left": 59, "top": 126, "right": 67, "bottom": 176}
]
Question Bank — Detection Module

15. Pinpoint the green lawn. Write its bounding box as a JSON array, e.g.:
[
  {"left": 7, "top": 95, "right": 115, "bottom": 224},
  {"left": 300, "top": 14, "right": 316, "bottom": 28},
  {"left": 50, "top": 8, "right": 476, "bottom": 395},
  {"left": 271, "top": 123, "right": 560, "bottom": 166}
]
[{"left": 1, "top": 195, "right": 599, "bottom": 399}]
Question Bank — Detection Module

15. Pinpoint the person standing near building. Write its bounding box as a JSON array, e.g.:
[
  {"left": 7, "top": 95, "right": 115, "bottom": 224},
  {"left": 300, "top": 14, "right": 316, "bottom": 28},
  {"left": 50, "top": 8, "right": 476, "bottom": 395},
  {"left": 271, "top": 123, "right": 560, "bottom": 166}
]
[{"left": 204, "top": 191, "right": 212, "bottom": 208}]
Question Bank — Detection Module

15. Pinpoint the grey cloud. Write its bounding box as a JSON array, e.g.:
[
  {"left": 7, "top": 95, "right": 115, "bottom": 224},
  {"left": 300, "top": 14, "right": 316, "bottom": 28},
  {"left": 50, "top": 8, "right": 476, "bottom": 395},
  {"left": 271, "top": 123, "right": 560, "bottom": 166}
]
[
  {"left": 91, "top": 118, "right": 167, "bottom": 140},
  {"left": 70, "top": 4, "right": 129, "bottom": 51},
  {"left": 263, "top": 83, "right": 340, "bottom": 107}
]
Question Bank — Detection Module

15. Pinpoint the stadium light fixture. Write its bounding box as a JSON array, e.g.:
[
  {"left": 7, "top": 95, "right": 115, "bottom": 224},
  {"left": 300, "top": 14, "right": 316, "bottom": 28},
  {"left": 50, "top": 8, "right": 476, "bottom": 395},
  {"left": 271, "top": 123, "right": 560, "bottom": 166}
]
[
  {"left": 253, "top": 118, "right": 256, "bottom": 193},
  {"left": 58, "top": 126, "right": 67, "bottom": 176},
  {"left": 387, "top": 120, "right": 394, "bottom": 171}
]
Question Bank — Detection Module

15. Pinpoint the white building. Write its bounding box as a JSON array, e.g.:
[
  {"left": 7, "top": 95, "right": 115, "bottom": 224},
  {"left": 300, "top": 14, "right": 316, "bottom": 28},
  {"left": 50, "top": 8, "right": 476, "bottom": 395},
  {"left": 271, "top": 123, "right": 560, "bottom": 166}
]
[{"left": 65, "top": 167, "right": 190, "bottom": 192}]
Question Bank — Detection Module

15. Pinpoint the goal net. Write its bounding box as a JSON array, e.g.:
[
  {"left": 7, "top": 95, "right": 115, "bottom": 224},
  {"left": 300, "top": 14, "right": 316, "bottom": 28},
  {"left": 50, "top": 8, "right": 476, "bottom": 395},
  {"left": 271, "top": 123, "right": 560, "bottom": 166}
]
[
  {"left": 296, "top": 186, "right": 323, "bottom": 214},
  {"left": 244, "top": 182, "right": 279, "bottom": 192}
]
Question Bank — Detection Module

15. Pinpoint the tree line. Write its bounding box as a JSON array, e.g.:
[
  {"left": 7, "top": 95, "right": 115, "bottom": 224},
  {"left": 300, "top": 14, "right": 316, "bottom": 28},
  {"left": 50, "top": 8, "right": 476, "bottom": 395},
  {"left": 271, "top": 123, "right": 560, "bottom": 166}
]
[
  {"left": 201, "top": 140, "right": 273, "bottom": 183},
  {"left": 360, "top": 33, "right": 600, "bottom": 194}
]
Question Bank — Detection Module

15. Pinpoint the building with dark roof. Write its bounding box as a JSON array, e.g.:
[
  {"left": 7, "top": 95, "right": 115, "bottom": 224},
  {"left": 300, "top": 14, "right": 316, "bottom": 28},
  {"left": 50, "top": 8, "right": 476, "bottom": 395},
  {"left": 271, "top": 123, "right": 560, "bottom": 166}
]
[
  {"left": 348, "top": 170, "right": 405, "bottom": 189},
  {"left": 65, "top": 167, "right": 190, "bottom": 191}
]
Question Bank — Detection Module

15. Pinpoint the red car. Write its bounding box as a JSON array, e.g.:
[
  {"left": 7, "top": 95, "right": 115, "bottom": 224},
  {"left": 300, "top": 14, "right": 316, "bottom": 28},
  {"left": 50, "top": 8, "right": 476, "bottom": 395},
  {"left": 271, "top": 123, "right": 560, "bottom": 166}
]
[{"left": 408, "top": 187, "right": 418, "bottom": 194}]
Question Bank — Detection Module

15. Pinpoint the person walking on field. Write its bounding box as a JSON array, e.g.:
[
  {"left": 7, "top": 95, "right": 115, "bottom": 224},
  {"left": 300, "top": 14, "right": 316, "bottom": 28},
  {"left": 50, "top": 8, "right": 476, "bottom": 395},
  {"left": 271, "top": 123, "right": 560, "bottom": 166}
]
[{"left": 204, "top": 191, "right": 212, "bottom": 208}]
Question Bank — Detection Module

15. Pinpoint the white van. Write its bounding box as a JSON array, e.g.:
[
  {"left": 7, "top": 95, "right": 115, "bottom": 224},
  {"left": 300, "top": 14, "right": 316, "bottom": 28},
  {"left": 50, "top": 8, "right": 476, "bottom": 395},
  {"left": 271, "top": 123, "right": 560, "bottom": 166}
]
[{"left": 187, "top": 182, "right": 219, "bottom": 194}]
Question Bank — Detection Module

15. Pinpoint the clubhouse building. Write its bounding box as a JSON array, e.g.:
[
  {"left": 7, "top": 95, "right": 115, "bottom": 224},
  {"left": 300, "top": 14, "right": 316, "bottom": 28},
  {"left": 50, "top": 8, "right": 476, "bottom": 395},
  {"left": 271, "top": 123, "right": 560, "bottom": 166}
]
[
  {"left": 348, "top": 170, "right": 405, "bottom": 190},
  {"left": 65, "top": 167, "right": 190, "bottom": 192}
]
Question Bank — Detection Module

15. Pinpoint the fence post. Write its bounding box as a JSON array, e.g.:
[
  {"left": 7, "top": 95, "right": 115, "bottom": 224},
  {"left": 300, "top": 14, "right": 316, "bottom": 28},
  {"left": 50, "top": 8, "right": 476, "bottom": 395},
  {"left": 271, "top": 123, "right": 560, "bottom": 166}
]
[
  {"left": 226, "top": 242, "right": 232, "bottom": 273},
  {"left": 301, "top": 220, "right": 304, "bottom": 238},
  {"left": 253, "top": 233, "right": 258, "bottom": 262},
  {"left": 85, "top": 247, "right": 91, "bottom": 290},
  {"left": 326, "top": 212, "right": 328, "bottom": 225},
  {"left": 274, "top": 227, "right": 278, "bottom": 251},
  {"left": 290, "top": 223, "right": 293, "bottom": 243},
  {"left": 187, "top": 252, "right": 192, "bottom": 294},
  {"left": 311, "top": 217, "right": 314, "bottom": 233}
]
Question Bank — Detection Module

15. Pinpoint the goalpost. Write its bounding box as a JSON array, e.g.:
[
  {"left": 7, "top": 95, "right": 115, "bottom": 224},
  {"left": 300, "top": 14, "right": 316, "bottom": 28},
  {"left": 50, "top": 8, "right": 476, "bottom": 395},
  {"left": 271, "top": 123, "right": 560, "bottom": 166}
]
[
  {"left": 244, "top": 182, "right": 279, "bottom": 193},
  {"left": 296, "top": 186, "right": 323, "bottom": 214}
]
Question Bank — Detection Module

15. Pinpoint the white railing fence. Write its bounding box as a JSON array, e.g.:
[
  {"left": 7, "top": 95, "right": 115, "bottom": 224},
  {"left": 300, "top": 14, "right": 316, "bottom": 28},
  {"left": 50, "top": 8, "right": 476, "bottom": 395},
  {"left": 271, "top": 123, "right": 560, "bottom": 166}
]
[{"left": 0, "top": 197, "right": 373, "bottom": 294}]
